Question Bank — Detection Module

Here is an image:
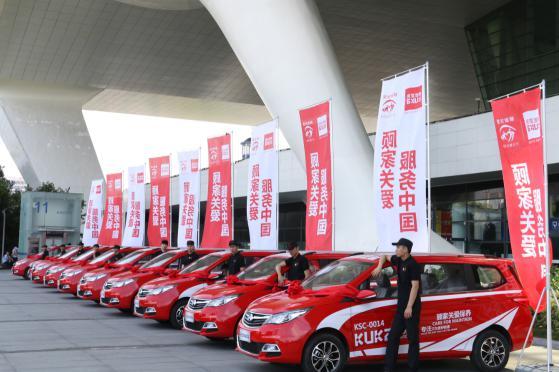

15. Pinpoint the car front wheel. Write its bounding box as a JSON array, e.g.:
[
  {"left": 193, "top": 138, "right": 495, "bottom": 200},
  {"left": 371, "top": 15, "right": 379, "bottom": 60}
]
[
  {"left": 302, "top": 333, "right": 348, "bottom": 372},
  {"left": 470, "top": 329, "right": 510, "bottom": 372},
  {"left": 170, "top": 298, "right": 189, "bottom": 329}
]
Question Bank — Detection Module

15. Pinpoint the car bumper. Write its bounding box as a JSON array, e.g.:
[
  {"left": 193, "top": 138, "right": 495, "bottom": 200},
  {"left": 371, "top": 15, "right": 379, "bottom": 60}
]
[
  {"left": 58, "top": 278, "right": 79, "bottom": 294},
  {"left": 134, "top": 296, "right": 173, "bottom": 321},
  {"left": 184, "top": 307, "right": 240, "bottom": 339},
  {"left": 100, "top": 288, "right": 135, "bottom": 310}
]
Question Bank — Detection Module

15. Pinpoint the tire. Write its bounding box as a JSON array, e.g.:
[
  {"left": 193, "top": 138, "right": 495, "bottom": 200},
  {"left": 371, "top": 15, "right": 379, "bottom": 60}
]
[
  {"left": 23, "top": 268, "right": 30, "bottom": 280},
  {"left": 170, "top": 298, "right": 189, "bottom": 330},
  {"left": 302, "top": 333, "right": 348, "bottom": 372},
  {"left": 470, "top": 329, "right": 510, "bottom": 372}
]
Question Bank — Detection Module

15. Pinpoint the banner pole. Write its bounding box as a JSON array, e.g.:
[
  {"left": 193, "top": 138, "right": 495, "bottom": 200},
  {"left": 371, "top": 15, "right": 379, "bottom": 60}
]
[
  {"left": 425, "top": 62, "right": 432, "bottom": 253},
  {"left": 516, "top": 287, "right": 547, "bottom": 369},
  {"left": 541, "top": 80, "right": 553, "bottom": 371}
]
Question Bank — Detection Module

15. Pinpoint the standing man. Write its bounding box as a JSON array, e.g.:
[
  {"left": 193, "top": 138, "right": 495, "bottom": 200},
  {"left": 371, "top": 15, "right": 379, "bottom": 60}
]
[
  {"left": 275, "top": 242, "right": 311, "bottom": 285},
  {"left": 372, "top": 238, "right": 421, "bottom": 372},
  {"left": 160, "top": 240, "right": 169, "bottom": 253},
  {"left": 76, "top": 242, "right": 85, "bottom": 255},
  {"left": 92, "top": 244, "right": 100, "bottom": 257},
  {"left": 223, "top": 240, "right": 245, "bottom": 276},
  {"left": 40, "top": 245, "right": 49, "bottom": 260},
  {"left": 11, "top": 246, "right": 18, "bottom": 263},
  {"left": 180, "top": 240, "right": 199, "bottom": 269}
]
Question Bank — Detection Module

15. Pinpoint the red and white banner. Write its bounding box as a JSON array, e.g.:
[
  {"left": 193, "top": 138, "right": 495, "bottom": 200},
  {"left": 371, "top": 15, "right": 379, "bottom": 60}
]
[
  {"left": 299, "top": 101, "right": 333, "bottom": 251},
  {"left": 147, "top": 156, "right": 171, "bottom": 245},
  {"left": 177, "top": 150, "right": 200, "bottom": 248},
  {"left": 247, "top": 120, "right": 278, "bottom": 250},
  {"left": 98, "top": 173, "right": 123, "bottom": 246},
  {"left": 122, "top": 166, "right": 146, "bottom": 247},
  {"left": 491, "top": 87, "right": 551, "bottom": 311},
  {"left": 83, "top": 179, "right": 104, "bottom": 246},
  {"left": 373, "top": 66, "right": 428, "bottom": 252},
  {"left": 201, "top": 134, "right": 232, "bottom": 248}
]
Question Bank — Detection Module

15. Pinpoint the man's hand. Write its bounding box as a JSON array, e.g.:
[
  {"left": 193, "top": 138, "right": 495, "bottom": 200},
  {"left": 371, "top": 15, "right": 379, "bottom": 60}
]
[
  {"left": 371, "top": 267, "right": 382, "bottom": 278},
  {"left": 404, "top": 306, "right": 413, "bottom": 319},
  {"left": 277, "top": 275, "right": 285, "bottom": 285}
]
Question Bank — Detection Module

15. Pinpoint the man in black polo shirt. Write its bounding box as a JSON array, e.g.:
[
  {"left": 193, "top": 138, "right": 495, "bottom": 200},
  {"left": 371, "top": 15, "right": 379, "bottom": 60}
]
[
  {"left": 372, "top": 238, "right": 421, "bottom": 372},
  {"left": 275, "top": 242, "right": 311, "bottom": 285},
  {"left": 223, "top": 240, "right": 245, "bottom": 276},
  {"left": 160, "top": 240, "right": 169, "bottom": 253},
  {"left": 180, "top": 240, "right": 199, "bottom": 269}
]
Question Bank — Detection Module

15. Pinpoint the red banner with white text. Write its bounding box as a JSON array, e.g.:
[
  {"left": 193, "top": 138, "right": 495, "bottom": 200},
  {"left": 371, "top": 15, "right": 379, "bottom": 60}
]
[
  {"left": 98, "top": 173, "right": 123, "bottom": 246},
  {"left": 147, "top": 156, "right": 171, "bottom": 245},
  {"left": 491, "top": 87, "right": 551, "bottom": 312},
  {"left": 201, "top": 135, "right": 232, "bottom": 248},
  {"left": 299, "top": 101, "right": 333, "bottom": 251}
]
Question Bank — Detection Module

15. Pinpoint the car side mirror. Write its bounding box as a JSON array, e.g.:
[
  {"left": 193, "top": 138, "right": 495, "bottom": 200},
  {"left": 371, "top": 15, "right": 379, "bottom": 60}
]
[{"left": 356, "top": 289, "right": 377, "bottom": 301}]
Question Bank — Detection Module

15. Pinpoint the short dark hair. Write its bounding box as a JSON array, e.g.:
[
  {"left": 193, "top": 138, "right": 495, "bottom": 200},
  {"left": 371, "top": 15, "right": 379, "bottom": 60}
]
[
  {"left": 161, "top": 240, "right": 169, "bottom": 245},
  {"left": 78, "top": 242, "right": 84, "bottom": 246},
  {"left": 113, "top": 245, "right": 120, "bottom": 249},
  {"left": 186, "top": 240, "right": 195, "bottom": 247},
  {"left": 228, "top": 240, "right": 240, "bottom": 247},
  {"left": 287, "top": 241, "right": 299, "bottom": 250},
  {"left": 42, "top": 244, "right": 48, "bottom": 248},
  {"left": 93, "top": 244, "right": 100, "bottom": 248}
]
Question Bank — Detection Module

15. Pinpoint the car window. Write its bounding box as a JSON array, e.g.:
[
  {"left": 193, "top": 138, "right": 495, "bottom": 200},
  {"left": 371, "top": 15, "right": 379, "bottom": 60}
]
[
  {"left": 180, "top": 254, "right": 222, "bottom": 274},
  {"left": 473, "top": 266, "right": 505, "bottom": 290},
  {"left": 303, "top": 260, "right": 373, "bottom": 290},
  {"left": 237, "top": 256, "right": 286, "bottom": 281},
  {"left": 114, "top": 251, "right": 143, "bottom": 265},
  {"left": 359, "top": 266, "right": 396, "bottom": 299},
  {"left": 167, "top": 258, "right": 180, "bottom": 270},
  {"left": 422, "top": 264, "right": 468, "bottom": 295},
  {"left": 71, "top": 250, "right": 94, "bottom": 261},
  {"left": 141, "top": 252, "right": 176, "bottom": 269},
  {"left": 89, "top": 250, "right": 115, "bottom": 264}
]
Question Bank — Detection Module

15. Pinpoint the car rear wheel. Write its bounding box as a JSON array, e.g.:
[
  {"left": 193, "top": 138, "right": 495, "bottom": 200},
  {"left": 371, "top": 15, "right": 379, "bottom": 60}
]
[
  {"left": 170, "top": 298, "right": 189, "bottom": 330},
  {"left": 302, "top": 333, "right": 347, "bottom": 372},
  {"left": 470, "top": 329, "right": 510, "bottom": 372}
]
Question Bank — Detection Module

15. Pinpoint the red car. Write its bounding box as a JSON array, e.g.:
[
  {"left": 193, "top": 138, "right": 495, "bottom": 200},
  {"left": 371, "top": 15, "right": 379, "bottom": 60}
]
[
  {"left": 57, "top": 247, "right": 140, "bottom": 295},
  {"left": 43, "top": 247, "right": 111, "bottom": 288},
  {"left": 236, "top": 254, "right": 532, "bottom": 372},
  {"left": 30, "top": 247, "right": 81, "bottom": 284},
  {"left": 77, "top": 247, "right": 162, "bottom": 302},
  {"left": 12, "top": 246, "right": 62, "bottom": 279},
  {"left": 184, "top": 251, "right": 354, "bottom": 339},
  {"left": 134, "top": 250, "right": 278, "bottom": 329},
  {"left": 100, "top": 249, "right": 216, "bottom": 312}
]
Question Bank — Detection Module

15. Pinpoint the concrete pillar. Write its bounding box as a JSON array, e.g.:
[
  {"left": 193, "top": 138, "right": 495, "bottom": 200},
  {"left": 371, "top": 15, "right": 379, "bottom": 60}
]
[
  {"left": 201, "top": 0, "right": 378, "bottom": 250},
  {"left": 0, "top": 81, "right": 103, "bottom": 196}
]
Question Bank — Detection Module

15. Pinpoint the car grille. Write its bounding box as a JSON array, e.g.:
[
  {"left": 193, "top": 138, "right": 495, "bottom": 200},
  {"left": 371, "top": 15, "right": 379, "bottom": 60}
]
[
  {"left": 188, "top": 298, "right": 210, "bottom": 311},
  {"left": 138, "top": 288, "right": 150, "bottom": 298},
  {"left": 101, "top": 297, "right": 110, "bottom": 304},
  {"left": 238, "top": 340, "right": 264, "bottom": 355},
  {"left": 242, "top": 312, "right": 271, "bottom": 328},
  {"left": 185, "top": 320, "right": 204, "bottom": 331},
  {"left": 104, "top": 282, "right": 113, "bottom": 290},
  {"left": 135, "top": 306, "right": 146, "bottom": 315}
]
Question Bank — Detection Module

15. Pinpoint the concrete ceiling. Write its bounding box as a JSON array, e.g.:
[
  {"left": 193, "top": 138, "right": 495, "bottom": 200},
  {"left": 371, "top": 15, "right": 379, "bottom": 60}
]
[{"left": 0, "top": 0, "right": 509, "bottom": 131}]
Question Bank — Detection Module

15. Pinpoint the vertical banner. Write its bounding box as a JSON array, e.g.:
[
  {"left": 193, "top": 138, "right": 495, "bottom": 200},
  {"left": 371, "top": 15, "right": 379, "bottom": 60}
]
[
  {"left": 373, "top": 66, "right": 428, "bottom": 252},
  {"left": 122, "top": 166, "right": 146, "bottom": 247},
  {"left": 201, "top": 134, "right": 232, "bottom": 248},
  {"left": 83, "top": 179, "right": 104, "bottom": 246},
  {"left": 177, "top": 150, "right": 201, "bottom": 248},
  {"left": 299, "top": 101, "right": 333, "bottom": 251},
  {"left": 491, "top": 87, "right": 550, "bottom": 311},
  {"left": 98, "top": 173, "right": 123, "bottom": 246},
  {"left": 247, "top": 120, "right": 279, "bottom": 250},
  {"left": 147, "top": 156, "right": 171, "bottom": 246}
]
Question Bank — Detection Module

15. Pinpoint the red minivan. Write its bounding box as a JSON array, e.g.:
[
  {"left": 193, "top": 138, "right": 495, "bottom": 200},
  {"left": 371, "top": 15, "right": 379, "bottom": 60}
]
[
  {"left": 134, "top": 250, "right": 278, "bottom": 329},
  {"left": 184, "top": 251, "right": 355, "bottom": 340},
  {"left": 236, "top": 254, "right": 532, "bottom": 372}
]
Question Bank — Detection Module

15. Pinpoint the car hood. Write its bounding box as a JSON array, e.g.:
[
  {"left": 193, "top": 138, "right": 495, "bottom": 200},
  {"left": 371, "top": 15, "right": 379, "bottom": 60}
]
[
  {"left": 194, "top": 282, "right": 268, "bottom": 300},
  {"left": 110, "top": 271, "right": 154, "bottom": 282},
  {"left": 142, "top": 275, "right": 201, "bottom": 289}
]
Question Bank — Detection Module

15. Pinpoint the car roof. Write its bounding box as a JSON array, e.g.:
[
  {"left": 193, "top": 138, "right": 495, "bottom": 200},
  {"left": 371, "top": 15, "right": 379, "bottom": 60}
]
[{"left": 346, "top": 252, "right": 513, "bottom": 266}]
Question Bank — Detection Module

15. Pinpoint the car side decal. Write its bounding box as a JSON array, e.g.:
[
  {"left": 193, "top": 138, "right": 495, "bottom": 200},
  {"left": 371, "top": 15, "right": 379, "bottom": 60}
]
[{"left": 179, "top": 283, "right": 208, "bottom": 299}]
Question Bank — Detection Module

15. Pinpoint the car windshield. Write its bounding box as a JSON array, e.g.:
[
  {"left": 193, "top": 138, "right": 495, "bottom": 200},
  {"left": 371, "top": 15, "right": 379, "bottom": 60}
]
[
  {"left": 237, "top": 256, "right": 285, "bottom": 281},
  {"left": 180, "top": 254, "right": 222, "bottom": 274},
  {"left": 141, "top": 252, "right": 176, "bottom": 269},
  {"left": 114, "top": 251, "right": 144, "bottom": 266},
  {"left": 59, "top": 249, "right": 78, "bottom": 259},
  {"left": 303, "top": 260, "right": 373, "bottom": 290},
  {"left": 88, "top": 250, "right": 115, "bottom": 264},
  {"left": 71, "top": 250, "right": 94, "bottom": 261}
]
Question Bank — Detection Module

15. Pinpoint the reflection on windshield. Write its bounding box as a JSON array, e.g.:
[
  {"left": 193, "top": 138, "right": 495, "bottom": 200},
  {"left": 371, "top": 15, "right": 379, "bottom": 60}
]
[
  {"left": 60, "top": 249, "right": 78, "bottom": 259},
  {"left": 303, "top": 260, "right": 372, "bottom": 290},
  {"left": 237, "top": 257, "right": 285, "bottom": 281},
  {"left": 141, "top": 252, "right": 175, "bottom": 269},
  {"left": 181, "top": 254, "right": 221, "bottom": 274},
  {"left": 71, "top": 251, "right": 94, "bottom": 261},
  {"left": 88, "top": 250, "right": 115, "bottom": 264}
]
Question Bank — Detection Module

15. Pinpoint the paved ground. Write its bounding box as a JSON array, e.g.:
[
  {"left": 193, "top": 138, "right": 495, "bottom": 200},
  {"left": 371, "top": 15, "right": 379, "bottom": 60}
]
[{"left": 0, "top": 270, "right": 557, "bottom": 372}]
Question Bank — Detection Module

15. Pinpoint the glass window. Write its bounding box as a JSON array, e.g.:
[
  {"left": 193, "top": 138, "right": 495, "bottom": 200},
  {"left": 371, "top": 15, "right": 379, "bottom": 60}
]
[
  {"left": 422, "top": 264, "right": 469, "bottom": 294},
  {"left": 141, "top": 252, "right": 176, "bottom": 269},
  {"left": 237, "top": 256, "right": 286, "bottom": 281},
  {"left": 303, "top": 260, "right": 372, "bottom": 290},
  {"left": 89, "top": 250, "right": 115, "bottom": 264},
  {"left": 180, "top": 254, "right": 222, "bottom": 274},
  {"left": 473, "top": 266, "right": 505, "bottom": 290}
]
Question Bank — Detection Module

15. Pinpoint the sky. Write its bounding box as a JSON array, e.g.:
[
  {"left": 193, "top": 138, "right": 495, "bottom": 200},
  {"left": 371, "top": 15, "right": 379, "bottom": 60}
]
[{"left": 0, "top": 111, "right": 289, "bottom": 185}]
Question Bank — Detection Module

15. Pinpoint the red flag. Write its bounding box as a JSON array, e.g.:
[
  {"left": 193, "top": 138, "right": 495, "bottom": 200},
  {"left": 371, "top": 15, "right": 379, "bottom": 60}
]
[
  {"left": 201, "top": 134, "right": 232, "bottom": 248},
  {"left": 299, "top": 101, "right": 333, "bottom": 251},
  {"left": 491, "top": 87, "right": 551, "bottom": 312},
  {"left": 98, "top": 173, "right": 123, "bottom": 246},
  {"left": 147, "top": 156, "right": 171, "bottom": 245}
]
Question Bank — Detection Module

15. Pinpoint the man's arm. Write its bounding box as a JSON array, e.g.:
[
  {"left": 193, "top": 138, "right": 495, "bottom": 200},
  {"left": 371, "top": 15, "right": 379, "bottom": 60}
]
[
  {"left": 275, "top": 262, "right": 287, "bottom": 283},
  {"left": 371, "top": 255, "right": 391, "bottom": 277},
  {"left": 404, "top": 280, "right": 420, "bottom": 319}
]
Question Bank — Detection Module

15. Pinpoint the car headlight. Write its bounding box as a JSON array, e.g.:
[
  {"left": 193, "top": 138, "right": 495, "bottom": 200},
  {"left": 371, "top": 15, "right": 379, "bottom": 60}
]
[
  {"left": 112, "top": 279, "right": 134, "bottom": 288},
  {"left": 206, "top": 295, "right": 239, "bottom": 307},
  {"left": 150, "top": 285, "right": 175, "bottom": 295},
  {"left": 264, "top": 308, "right": 311, "bottom": 325}
]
